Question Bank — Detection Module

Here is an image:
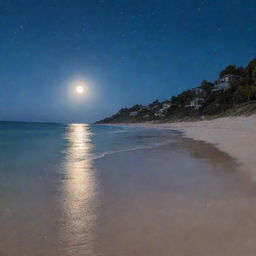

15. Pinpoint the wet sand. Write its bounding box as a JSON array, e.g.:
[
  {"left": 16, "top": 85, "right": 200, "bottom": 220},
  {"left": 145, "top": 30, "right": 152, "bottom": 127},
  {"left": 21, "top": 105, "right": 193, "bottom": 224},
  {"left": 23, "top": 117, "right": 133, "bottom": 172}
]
[
  {"left": 93, "top": 141, "right": 256, "bottom": 256},
  {"left": 153, "top": 114, "right": 256, "bottom": 177}
]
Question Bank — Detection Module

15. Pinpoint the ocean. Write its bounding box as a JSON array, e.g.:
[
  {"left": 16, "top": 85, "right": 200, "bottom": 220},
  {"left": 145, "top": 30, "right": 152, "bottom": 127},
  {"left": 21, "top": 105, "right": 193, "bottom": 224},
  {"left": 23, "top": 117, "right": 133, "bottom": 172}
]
[{"left": 1, "top": 121, "right": 256, "bottom": 256}]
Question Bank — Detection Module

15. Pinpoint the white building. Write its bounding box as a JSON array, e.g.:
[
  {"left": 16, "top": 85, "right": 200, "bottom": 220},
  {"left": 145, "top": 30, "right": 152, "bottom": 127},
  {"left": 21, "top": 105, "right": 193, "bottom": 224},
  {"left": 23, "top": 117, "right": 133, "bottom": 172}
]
[
  {"left": 160, "top": 103, "right": 171, "bottom": 113},
  {"left": 154, "top": 103, "right": 172, "bottom": 117},
  {"left": 212, "top": 74, "right": 241, "bottom": 92},
  {"left": 185, "top": 98, "right": 204, "bottom": 110},
  {"left": 192, "top": 87, "right": 203, "bottom": 95},
  {"left": 129, "top": 111, "right": 138, "bottom": 117}
]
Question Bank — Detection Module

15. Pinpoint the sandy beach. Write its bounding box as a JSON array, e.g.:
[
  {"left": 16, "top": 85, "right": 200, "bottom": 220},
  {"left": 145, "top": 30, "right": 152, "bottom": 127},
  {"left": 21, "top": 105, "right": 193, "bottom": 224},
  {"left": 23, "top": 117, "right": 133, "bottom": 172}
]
[
  {"left": 129, "top": 114, "right": 256, "bottom": 178},
  {"left": 169, "top": 115, "right": 256, "bottom": 177}
]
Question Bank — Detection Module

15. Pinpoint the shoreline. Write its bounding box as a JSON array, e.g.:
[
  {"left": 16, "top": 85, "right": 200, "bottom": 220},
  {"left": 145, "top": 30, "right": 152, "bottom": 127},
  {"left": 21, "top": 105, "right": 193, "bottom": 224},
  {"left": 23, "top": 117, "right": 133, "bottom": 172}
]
[{"left": 105, "top": 114, "right": 256, "bottom": 177}]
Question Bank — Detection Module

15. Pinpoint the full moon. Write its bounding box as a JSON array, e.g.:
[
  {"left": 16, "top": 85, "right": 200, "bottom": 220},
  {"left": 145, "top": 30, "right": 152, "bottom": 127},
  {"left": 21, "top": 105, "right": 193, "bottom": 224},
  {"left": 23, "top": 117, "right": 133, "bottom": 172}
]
[
  {"left": 70, "top": 79, "right": 92, "bottom": 100},
  {"left": 76, "top": 86, "right": 84, "bottom": 94}
]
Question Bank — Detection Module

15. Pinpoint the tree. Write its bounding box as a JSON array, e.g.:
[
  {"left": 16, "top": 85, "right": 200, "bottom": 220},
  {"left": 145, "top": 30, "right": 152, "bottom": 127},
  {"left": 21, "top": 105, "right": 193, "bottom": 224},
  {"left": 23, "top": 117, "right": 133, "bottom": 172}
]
[
  {"left": 219, "top": 65, "right": 244, "bottom": 78},
  {"left": 171, "top": 90, "right": 194, "bottom": 108},
  {"left": 245, "top": 58, "right": 256, "bottom": 83},
  {"left": 130, "top": 104, "right": 142, "bottom": 111},
  {"left": 200, "top": 80, "right": 214, "bottom": 95},
  {"left": 233, "top": 85, "right": 256, "bottom": 104},
  {"left": 252, "top": 67, "right": 256, "bottom": 85},
  {"left": 245, "top": 58, "right": 256, "bottom": 73}
]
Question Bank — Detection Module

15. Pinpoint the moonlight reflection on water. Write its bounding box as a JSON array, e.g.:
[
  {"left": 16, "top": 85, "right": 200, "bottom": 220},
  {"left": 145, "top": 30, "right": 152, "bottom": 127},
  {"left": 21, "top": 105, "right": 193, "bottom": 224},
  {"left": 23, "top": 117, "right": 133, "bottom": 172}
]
[{"left": 62, "top": 124, "right": 97, "bottom": 255}]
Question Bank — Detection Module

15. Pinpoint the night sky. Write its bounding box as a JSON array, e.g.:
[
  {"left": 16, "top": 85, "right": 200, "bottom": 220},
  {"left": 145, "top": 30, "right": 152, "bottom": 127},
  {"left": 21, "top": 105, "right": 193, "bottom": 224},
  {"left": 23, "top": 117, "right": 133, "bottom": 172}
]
[{"left": 1, "top": 0, "right": 256, "bottom": 123}]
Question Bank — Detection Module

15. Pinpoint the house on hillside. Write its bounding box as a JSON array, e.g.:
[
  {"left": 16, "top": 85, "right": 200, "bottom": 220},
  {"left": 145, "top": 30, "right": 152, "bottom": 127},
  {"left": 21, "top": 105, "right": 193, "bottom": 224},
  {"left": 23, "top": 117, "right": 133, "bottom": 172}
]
[
  {"left": 185, "top": 98, "right": 204, "bottom": 110},
  {"left": 138, "top": 106, "right": 147, "bottom": 112},
  {"left": 129, "top": 111, "right": 138, "bottom": 117},
  {"left": 154, "top": 103, "right": 172, "bottom": 117},
  {"left": 161, "top": 103, "right": 172, "bottom": 112},
  {"left": 192, "top": 87, "right": 203, "bottom": 95},
  {"left": 212, "top": 74, "right": 241, "bottom": 92}
]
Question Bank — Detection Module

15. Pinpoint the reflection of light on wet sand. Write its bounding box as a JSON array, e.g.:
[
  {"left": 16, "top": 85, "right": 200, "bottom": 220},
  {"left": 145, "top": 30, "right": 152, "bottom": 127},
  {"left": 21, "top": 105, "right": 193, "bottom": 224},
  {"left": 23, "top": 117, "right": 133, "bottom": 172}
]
[{"left": 63, "top": 124, "right": 97, "bottom": 255}]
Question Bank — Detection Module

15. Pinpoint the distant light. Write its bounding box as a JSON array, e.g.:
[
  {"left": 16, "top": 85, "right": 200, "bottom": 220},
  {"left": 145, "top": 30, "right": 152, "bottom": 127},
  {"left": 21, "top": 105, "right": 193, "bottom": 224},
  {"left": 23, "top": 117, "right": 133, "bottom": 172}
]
[{"left": 76, "top": 86, "right": 84, "bottom": 94}]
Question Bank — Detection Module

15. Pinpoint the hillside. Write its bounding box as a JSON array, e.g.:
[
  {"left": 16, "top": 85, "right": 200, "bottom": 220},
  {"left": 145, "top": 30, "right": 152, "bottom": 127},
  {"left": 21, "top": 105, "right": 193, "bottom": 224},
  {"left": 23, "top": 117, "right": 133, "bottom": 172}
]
[{"left": 97, "top": 58, "right": 256, "bottom": 124}]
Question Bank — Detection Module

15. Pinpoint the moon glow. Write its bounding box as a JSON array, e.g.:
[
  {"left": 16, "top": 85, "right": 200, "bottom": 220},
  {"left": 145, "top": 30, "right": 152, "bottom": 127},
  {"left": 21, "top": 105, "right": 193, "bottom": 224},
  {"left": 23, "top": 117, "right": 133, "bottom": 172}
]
[{"left": 76, "top": 86, "right": 84, "bottom": 94}]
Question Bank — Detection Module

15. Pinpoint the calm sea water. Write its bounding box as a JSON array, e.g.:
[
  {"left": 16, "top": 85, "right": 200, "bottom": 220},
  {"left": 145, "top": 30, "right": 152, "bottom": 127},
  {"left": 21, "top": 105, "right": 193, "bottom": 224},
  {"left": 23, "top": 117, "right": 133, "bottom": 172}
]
[
  {"left": 0, "top": 121, "right": 176, "bottom": 255},
  {"left": 1, "top": 121, "right": 175, "bottom": 159},
  {"left": 1, "top": 121, "right": 256, "bottom": 256}
]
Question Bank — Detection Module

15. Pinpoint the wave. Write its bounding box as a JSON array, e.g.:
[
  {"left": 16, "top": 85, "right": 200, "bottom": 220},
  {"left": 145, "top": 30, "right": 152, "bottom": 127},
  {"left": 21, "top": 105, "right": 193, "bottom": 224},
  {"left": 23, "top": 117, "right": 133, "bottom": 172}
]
[
  {"left": 107, "top": 130, "right": 127, "bottom": 134},
  {"left": 91, "top": 140, "right": 172, "bottom": 160}
]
